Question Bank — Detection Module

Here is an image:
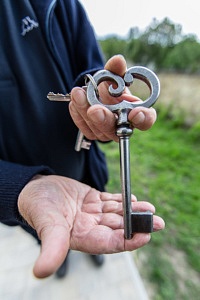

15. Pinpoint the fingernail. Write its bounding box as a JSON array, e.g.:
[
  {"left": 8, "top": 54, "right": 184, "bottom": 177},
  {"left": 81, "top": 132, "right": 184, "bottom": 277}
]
[{"left": 133, "top": 112, "right": 145, "bottom": 125}]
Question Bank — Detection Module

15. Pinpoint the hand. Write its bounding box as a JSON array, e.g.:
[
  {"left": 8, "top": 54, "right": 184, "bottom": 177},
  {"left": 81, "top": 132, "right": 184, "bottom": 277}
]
[
  {"left": 18, "top": 175, "right": 165, "bottom": 278},
  {"left": 69, "top": 55, "right": 157, "bottom": 142}
]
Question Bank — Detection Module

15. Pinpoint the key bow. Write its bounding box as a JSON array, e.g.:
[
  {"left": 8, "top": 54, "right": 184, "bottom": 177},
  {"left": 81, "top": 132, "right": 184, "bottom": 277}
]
[{"left": 86, "top": 66, "right": 160, "bottom": 112}]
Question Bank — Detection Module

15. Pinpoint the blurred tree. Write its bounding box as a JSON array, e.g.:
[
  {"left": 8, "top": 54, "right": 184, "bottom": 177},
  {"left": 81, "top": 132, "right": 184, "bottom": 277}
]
[
  {"left": 143, "top": 17, "right": 183, "bottom": 47},
  {"left": 126, "top": 17, "right": 183, "bottom": 69},
  {"left": 99, "top": 35, "right": 127, "bottom": 60},
  {"left": 99, "top": 18, "right": 200, "bottom": 73},
  {"left": 163, "top": 35, "right": 200, "bottom": 72}
]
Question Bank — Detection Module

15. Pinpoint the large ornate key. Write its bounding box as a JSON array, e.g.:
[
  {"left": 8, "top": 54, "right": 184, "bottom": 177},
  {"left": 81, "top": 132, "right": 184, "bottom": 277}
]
[
  {"left": 47, "top": 66, "right": 160, "bottom": 239},
  {"left": 86, "top": 66, "right": 160, "bottom": 239}
]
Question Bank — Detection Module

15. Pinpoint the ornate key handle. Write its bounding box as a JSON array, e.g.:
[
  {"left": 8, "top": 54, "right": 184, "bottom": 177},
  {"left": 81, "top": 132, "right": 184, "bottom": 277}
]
[{"left": 86, "top": 66, "right": 160, "bottom": 111}]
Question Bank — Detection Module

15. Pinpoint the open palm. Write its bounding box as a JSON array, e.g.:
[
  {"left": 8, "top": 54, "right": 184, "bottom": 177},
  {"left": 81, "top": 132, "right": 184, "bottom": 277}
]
[{"left": 18, "top": 175, "right": 164, "bottom": 278}]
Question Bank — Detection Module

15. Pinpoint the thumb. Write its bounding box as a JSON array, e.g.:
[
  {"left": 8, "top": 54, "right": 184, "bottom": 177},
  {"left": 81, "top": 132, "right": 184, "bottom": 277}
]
[
  {"left": 104, "top": 54, "right": 127, "bottom": 76},
  {"left": 33, "top": 225, "right": 70, "bottom": 278}
]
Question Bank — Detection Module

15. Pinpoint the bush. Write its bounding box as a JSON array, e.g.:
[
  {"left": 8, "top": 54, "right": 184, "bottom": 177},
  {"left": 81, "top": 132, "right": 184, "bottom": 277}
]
[{"left": 188, "top": 121, "right": 200, "bottom": 142}]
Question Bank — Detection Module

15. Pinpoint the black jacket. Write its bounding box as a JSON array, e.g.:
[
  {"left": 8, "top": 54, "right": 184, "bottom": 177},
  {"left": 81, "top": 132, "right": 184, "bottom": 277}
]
[{"left": 0, "top": 0, "right": 108, "bottom": 227}]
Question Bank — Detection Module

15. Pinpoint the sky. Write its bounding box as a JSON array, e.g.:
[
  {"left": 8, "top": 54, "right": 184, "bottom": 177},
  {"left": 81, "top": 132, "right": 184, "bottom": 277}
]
[{"left": 79, "top": 0, "right": 200, "bottom": 39}]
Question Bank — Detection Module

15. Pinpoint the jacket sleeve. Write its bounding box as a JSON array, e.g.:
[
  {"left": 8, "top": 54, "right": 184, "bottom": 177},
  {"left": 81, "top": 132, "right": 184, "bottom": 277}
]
[{"left": 0, "top": 160, "right": 54, "bottom": 224}]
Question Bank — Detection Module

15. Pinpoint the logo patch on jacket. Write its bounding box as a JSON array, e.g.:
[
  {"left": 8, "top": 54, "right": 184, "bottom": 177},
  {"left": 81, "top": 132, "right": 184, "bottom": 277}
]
[{"left": 21, "top": 16, "right": 39, "bottom": 36}]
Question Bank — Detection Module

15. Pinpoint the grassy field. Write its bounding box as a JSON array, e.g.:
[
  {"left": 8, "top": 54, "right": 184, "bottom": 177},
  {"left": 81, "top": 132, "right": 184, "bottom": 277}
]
[{"left": 100, "top": 73, "right": 200, "bottom": 300}]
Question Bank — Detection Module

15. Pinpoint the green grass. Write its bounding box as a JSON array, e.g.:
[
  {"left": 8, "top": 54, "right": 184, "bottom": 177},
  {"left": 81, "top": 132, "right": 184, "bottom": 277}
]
[{"left": 99, "top": 108, "right": 200, "bottom": 299}]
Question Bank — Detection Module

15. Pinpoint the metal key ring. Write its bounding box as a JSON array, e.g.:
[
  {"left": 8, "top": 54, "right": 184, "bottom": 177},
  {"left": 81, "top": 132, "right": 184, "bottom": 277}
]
[{"left": 86, "top": 66, "right": 160, "bottom": 112}]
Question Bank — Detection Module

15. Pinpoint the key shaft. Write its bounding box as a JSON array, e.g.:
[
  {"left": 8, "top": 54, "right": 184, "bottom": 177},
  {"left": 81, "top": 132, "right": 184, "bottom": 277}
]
[
  {"left": 116, "top": 109, "right": 153, "bottom": 238},
  {"left": 116, "top": 109, "right": 133, "bottom": 239},
  {"left": 118, "top": 134, "right": 133, "bottom": 239}
]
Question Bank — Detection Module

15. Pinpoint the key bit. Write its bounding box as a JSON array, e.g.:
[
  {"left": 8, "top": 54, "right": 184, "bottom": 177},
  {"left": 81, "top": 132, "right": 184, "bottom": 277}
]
[
  {"left": 131, "top": 211, "right": 153, "bottom": 233},
  {"left": 47, "top": 86, "right": 88, "bottom": 102},
  {"left": 75, "top": 130, "right": 91, "bottom": 151},
  {"left": 47, "top": 92, "right": 71, "bottom": 102}
]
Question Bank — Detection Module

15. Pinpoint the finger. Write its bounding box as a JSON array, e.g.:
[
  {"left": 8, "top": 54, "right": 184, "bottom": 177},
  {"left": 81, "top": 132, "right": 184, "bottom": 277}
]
[
  {"left": 99, "top": 213, "right": 165, "bottom": 233},
  {"left": 128, "top": 107, "right": 157, "bottom": 130},
  {"left": 153, "top": 215, "right": 165, "bottom": 232},
  {"left": 101, "top": 193, "right": 137, "bottom": 214},
  {"left": 104, "top": 55, "right": 127, "bottom": 76},
  {"left": 100, "top": 213, "right": 123, "bottom": 229},
  {"left": 70, "top": 87, "right": 117, "bottom": 141},
  {"left": 98, "top": 229, "right": 151, "bottom": 253},
  {"left": 102, "top": 201, "right": 123, "bottom": 214},
  {"left": 70, "top": 86, "right": 89, "bottom": 111},
  {"left": 102, "top": 200, "right": 155, "bottom": 215},
  {"left": 124, "top": 216, "right": 165, "bottom": 251},
  {"left": 69, "top": 88, "right": 96, "bottom": 139},
  {"left": 87, "top": 105, "right": 118, "bottom": 141},
  {"left": 132, "top": 201, "right": 155, "bottom": 213},
  {"left": 33, "top": 225, "right": 70, "bottom": 278},
  {"left": 124, "top": 232, "right": 151, "bottom": 251},
  {"left": 101, "top": 192, "right": 137, "bottom": 202}
]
